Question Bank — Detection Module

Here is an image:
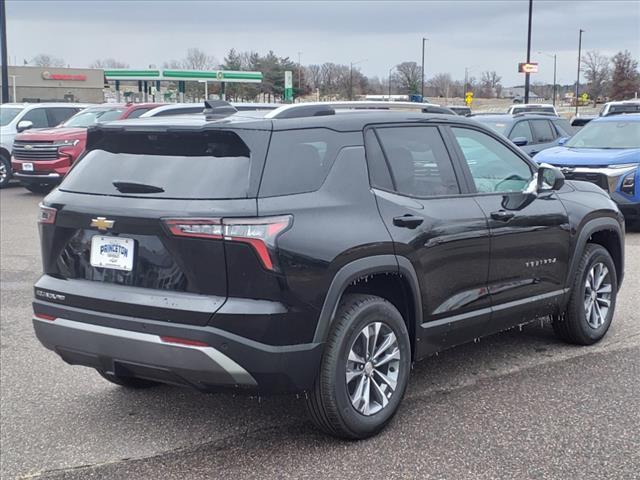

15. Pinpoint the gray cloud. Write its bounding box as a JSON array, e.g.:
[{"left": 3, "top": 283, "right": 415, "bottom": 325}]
[{"left": 5, "top": 0, "right": 639, "bottom": 86}]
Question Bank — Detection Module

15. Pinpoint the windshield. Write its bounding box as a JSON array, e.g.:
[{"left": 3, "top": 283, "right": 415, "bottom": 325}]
[
  {"left": 565, "top": 120, "right": 640, "bottom": 149},
  {"left": 63, "top": 108, "right": 125, "bottom": 127},
  {"left": 0, "top": 107, "right": 23, "bottom": 126},
  {"left": 473, "top": 118, "right": 510, "bottom": 135}
]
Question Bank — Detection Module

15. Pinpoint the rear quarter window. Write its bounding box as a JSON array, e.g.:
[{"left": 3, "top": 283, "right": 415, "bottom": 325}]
[{"left": 259, "top": 128, "right": 345, "bottom": 197}]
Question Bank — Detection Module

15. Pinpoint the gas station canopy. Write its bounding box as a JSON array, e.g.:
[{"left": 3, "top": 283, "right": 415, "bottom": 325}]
[{"left": 104, "top": 69, "right": 262, "bottom": 83}]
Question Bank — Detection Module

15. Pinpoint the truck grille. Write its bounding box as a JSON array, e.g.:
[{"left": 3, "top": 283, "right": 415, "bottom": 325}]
[
  {"left": 563, "top": 171, "right": 609, "bottom": 191},
  {"left": 12, "top": 141, "right": 59, "bottom": 161}
]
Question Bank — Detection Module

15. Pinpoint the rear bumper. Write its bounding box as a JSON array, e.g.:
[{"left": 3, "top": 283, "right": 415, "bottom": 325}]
[{"left": 32, "top": 301, "right": 323, "bottom": 393}]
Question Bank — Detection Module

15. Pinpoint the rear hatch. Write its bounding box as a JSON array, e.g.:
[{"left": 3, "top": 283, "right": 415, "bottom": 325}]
[{"left": 39, "top": 123, "right": 271, "bottom": 325}]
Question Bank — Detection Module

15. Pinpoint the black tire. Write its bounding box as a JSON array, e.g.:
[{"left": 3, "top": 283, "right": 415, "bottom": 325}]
[
  {"left": 97, "top": 370, "right": 160, "bottom": 389},
  {"left": 0, "top": 154, "right": 11, "bottom": 189},
  {"left": 306, "top": 294, "right": 411, "bottom": 439},
  {"left": 553, "top": 244, "right": 618, "bottom": 345},
  {"left": 23, "top": 183, "right": 54, "bottom": 194}
]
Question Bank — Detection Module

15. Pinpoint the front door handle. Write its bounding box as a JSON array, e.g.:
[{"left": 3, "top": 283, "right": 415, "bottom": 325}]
[
  {"left": 490, "top": 210, "right": 515, "bottom": 221},
  {"left": 393, "top": 215, "right": 424, "bottom": 229}
]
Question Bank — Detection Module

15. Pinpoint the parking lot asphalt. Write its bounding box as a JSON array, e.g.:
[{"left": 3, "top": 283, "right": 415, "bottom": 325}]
[{"left": 1, "top": 185, "right": 639, "bottom": 480}]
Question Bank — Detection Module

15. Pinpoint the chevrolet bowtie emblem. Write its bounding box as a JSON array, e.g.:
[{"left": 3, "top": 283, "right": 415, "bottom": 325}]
[{"left": 90, "top": 217, "right": 115, "bottom": 231}]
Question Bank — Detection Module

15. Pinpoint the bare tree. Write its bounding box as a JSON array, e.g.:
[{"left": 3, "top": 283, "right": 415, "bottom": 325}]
[
  {"left": 31, "top": 53, "right": 65, "bottom": 67},
  {"left": 394, "top": 61, "right": 421, "bottom": 94},
  {"left": 582, "top": 51, "right": 611, "bottom": 103},
  {"left": 428, "top": 73, "right": 454, "bottom": 97},
  {"left": 306, "top": 64, "right": 322, "bottom": 91},
  {"left": 480, "top": 71, "right": 502, "bottom": 98},
  {"left": 90, "top": 58, "right": 129, "bottom": 69},
  {"left": 182, "top": 47, "right": 217, "bottom": 70},
  {"left": 610, "top": 50, "right": 640, "bottom": 100}
]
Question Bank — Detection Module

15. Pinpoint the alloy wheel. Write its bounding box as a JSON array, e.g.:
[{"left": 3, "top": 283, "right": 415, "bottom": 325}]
[
  {"left": 584, "top": 262, "right": 612, "bottom": 329},
  {"left": 345, "top": 322, "right": 401, "bottom": 416}
]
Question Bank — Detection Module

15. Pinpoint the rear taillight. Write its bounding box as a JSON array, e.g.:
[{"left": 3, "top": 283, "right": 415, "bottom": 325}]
[
  {"left": 163, "top": 215, "right": 292, "bottom": 271},
  {"left": 38, "top": 204, "right": 57, "bottom": 224},
  {"left": 34, "top": 313, "right": 56, "bottom": 321}
]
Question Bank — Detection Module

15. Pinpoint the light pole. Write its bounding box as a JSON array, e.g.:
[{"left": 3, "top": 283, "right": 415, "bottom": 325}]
[
  {"left": 575, "top": 29, "right": 584, "bottom": 116},
  {"left": 349, "top": 59, "right": 366, "bottom": 101},
  {"left": 538, "top": 51, "right": 557, "bottom": 106},
  {"left": 1, "top": 0, "right": 9, "bottom": 103},
  {"left": 421, "top": 37, "right": 429, "bottom": 100},
  {"left": 524, "top": 0, "right": 533, "bottom": 104}
]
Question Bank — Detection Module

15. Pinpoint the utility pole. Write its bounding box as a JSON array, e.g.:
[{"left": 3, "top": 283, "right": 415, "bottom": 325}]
[
  {"left": 349, "top": 59, "right": 366, "bottom": 101},
  {"left": 464, "top": 67, "right": 469, "bottom": 96},
  {"left": 421, "top": 37, "right": 428, "bottom": 100},
  {"left": 524, "top": 0, "right": 533, "bottom": 104},
  {"left": 575, "top": 29, "right": 584, "bottom": 116},
  {"left": 1, "top": 0, "right": 9, "bottom": 103},
  {"left": 388, "top": 66, "right": 395, "bottom": 100}
]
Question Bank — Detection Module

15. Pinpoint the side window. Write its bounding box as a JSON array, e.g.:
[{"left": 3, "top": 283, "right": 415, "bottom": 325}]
[
  {"left": 126, "top": 108, "right": 152, "bottom": 119},
  {"left": 259, "top": 128, "right": 342, "bottom": 197},
  {"left": 47, "top": 108, "right": 78, "bottom": 127},
  {"left": 376, "top": 126, "right": 460, "bottom": 197},
  {"left": 451, "top": 127, "right": 533, "bottom": 193},
  {"left": 552, "top": 119, "right": 575, "bottom": 137},
  {"left": 364, "top": 129, "right": 393, "bottom": 191},
  {"left": 509, "top": 121, "right": 534, "bottom": 143},
  {"left": 530, "top": 120, "right": 556, "bottom": 143},
  {"left": 21, "top": 108, "right": 48, "bottom": 128}
]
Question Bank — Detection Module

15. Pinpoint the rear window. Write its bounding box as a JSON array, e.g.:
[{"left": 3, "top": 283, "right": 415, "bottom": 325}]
[
  {"left": 259, "top": 128, "right": 344, "bottom": 197},
  {"left": 60, "top": 130, "right": 254, "bottom": 199}
]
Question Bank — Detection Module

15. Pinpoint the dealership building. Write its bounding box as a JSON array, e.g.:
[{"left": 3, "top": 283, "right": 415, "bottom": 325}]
[{"left": 0, "top": 66, "right": 105, "bottom": 103}]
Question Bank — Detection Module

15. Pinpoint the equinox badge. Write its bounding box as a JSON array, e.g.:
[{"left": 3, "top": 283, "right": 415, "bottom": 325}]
[{"left": 90, "top": 217, "right": 115, "bottom": 231}]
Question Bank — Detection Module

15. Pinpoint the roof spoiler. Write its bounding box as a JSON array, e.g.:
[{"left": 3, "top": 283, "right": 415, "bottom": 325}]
[{"left": 203, "top": 100, "right": 238, "bottom": 119}]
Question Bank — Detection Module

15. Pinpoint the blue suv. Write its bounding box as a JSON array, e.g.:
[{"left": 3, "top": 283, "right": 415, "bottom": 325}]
[{"left": 535, "top": 114, "right": 640, "bottom": 223}]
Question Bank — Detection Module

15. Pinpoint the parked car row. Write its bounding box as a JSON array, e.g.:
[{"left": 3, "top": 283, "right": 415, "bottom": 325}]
[{"left": 1, "top": 101, "right": 280, "bottom": 192}]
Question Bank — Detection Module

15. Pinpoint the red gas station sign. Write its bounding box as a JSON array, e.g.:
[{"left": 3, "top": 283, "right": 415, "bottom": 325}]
[{"left": 42, "top": 71, "right": 87, "bottom": 81}]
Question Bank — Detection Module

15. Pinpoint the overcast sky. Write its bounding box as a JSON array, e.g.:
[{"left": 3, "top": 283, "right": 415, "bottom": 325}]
[{"left": 5, "top": 0, "right": 640, "bottom": 86}]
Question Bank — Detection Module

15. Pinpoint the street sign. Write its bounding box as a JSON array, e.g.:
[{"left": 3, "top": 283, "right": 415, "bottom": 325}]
[
  {"left": 284, "top": 70, "right": 293, "bottom": 102},
  {"left": 465, "top": 91, "right": 474, "bottom": 106},
  {"left": 518, "top": 62, "right": 539, "bottom": 74}
]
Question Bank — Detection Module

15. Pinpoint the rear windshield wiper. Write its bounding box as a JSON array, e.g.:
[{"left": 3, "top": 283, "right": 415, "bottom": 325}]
[{"left": 112, "top": 181, "right": 164, "bottom": 194}]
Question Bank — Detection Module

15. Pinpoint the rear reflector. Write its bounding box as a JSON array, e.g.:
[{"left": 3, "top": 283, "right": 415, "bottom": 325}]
[
  {"left": 34, "top": 313, "right": 56, "bottom": 321},
  {"left": 160, "top": 336, "right": 209, "bottom": 347},
  {"left": 163, "top": 215, "right": 292, "bottom": 271},
  {"left": 38, "top": 204, "right": 57, "bottom": 224}
]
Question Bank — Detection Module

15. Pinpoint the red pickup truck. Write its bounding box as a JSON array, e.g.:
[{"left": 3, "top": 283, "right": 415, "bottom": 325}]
[{"left": 12, "top": 103, "right": 162, "bottom": 193}]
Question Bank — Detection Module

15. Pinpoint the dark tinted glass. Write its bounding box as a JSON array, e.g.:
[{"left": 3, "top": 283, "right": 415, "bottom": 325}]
[
  {"left": 531, "top": 120, "right": 556, "bottom": 142},
  {"left": 259, "top": 128, "right": 343, "bottom": 197},
  {"left": 364, "top": 129, "right": 393, "bottom": 190},
  {"left": 21, "top": 108, "right": 48, "bottom": 128},
  {"left": 509, "top": 121, "right": 533, "bottom": 143},
  {"left": 48, "top": 108, "right": 79, "bottom": 126},
  {"left": 60, "top": 130, "right": 252, "bottom": 199},
  {"left": 126, "top": 108, "right": 152, "bottom": 119},
  {"left": 376, "top": 126, "right": 459, "bottom": 197}
]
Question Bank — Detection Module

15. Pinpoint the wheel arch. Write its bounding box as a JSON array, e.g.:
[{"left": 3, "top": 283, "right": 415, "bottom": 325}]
[
  {"left": 313, "top": 255, "right": 422, "bottom": 357},
  {"left": 568, "top": 217, "right": 624, "bottom": 291}
]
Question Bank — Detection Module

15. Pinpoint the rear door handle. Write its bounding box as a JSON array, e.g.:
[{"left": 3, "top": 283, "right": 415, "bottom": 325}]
[
  {"left": 490, "top": 210, "right": 515, "bottom": 221},
  {"left": 393, "top": 215, "right": 424, "bottom": 229}
]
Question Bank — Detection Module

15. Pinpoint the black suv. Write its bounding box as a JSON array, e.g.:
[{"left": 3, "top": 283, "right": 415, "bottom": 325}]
[{"left": 33, "top": 102, "right": 625, "bottom": 439}]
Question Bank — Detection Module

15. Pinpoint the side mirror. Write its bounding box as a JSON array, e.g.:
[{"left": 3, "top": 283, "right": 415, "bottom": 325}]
[
  {"left": 16, "top": 120, "right": 34, "bottom": 133},
  {"left": 557, "top": 136, "right": 569, "bottom": 146},
  {"left": 512, "top": 136, "right": 528, "bottom": 147},
  {"left": 537, "top": 164, "right": 565, "bottom": 191}
]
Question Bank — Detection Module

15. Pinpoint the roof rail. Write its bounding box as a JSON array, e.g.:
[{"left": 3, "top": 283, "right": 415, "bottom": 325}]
[
  {"left": 265, "top": 101, "right": 453, "bottom": 119},
  {"left": 513, "top": 111, "right": 558, "bottom": 117},
  {"left": 203, "top": 100, "right": 238, "bottom": 119}
]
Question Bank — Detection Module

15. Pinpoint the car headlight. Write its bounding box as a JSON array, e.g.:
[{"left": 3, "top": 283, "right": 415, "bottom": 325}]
[
  {"left": 56, "top": 139, "right": 80, "bottom": 147},
  {"left": 621, "top": 170, "right": 637, "bottom": 195},
  {"left": 608, "top": 163, "right": 639, "bottom": 169}
]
